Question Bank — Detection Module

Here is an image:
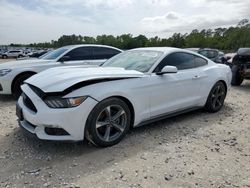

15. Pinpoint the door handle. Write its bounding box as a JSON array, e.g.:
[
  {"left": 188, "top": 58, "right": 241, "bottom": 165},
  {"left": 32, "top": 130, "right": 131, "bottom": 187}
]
[{"left": 192, "top": 75, "right": 201, "bottom": 79}]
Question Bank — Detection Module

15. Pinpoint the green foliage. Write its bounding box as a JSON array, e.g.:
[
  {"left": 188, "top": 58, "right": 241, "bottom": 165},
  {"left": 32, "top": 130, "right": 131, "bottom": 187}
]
[{"left": 19, "top": 19, "right": 250, "bottom": 51}]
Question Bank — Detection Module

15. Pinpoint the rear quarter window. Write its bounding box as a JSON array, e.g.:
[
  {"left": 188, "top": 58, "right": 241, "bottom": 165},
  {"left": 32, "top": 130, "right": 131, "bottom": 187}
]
[{"left": 194, "top": 56, "right": 208, "bottom": 67}]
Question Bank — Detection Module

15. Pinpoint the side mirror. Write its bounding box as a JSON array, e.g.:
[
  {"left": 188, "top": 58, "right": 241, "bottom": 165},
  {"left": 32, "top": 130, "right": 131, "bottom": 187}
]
[
  {"left": 59, "top": 55, "right": 70, "bottom": 62},
  {"left": 156, "top": 66, "right": 178, "bottom": 75}
]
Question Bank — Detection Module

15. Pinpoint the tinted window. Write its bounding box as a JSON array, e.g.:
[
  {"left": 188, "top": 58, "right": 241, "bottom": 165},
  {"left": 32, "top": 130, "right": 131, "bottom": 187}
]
[
  {"left": 194, "top": 56, "right": 207, "bottom": 67},
  {"left": 65, "top": 47, "right": 92, "bottom": 61},
  {"left": 42, "top": 47, "right": 69, "bottom": 60},
  {"left": 155, "top": 52, "right": 195, "bottom": 72},
  {"left": 93, "top": 47, "right": 120, "bottom": 59}
]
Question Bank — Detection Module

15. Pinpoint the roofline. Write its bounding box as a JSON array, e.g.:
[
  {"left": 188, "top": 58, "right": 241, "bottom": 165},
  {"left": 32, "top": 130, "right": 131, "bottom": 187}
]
[{"left": 64, "top": 44, "right": 123, "bottom": 52}]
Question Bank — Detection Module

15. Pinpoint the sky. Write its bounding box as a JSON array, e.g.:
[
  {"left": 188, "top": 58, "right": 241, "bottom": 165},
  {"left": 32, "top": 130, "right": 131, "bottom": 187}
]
[{"left": 0, "top": 0, "right": 249, "bottom": 44}]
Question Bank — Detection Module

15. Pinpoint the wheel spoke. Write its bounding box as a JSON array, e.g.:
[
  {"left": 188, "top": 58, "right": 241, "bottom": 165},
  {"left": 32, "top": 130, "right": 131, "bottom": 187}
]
[
  {"left": 218, "top": 92, "right": 225, "bottom": 97},
  {"left": 216, "top": 86, "right": 221, "bottom": 95},
  {"left": 96, "top": 121, "right": 109, "bottom": 128},
  {"left": 111, "top": 109, "right": 125, "bottom": 121},
  {"left": 112, "top": 123, "right": 124, "bottom": 132},
  {"left": 212, "top": 98, "right": 217, "bottom": 108},
  {"left": 216, "top": 99, "right": 222, "bottom": 106},
  {"left": 104, "top": 126, "right": 111, "bottom": 141},
  {"left": 104, "top": 106, "right": 111, "bottom": 120}
]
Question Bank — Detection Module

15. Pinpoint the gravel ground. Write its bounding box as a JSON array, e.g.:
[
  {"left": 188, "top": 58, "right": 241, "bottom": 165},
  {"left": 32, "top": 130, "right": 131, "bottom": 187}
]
[{"left": 0, "top": 59, "right": 250, "bottom": 188}]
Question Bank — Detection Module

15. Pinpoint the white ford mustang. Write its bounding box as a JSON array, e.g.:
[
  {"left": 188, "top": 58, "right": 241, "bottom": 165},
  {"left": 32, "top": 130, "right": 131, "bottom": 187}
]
[{"left": 17, "top": 47, "right": 232, "bottom": 147}]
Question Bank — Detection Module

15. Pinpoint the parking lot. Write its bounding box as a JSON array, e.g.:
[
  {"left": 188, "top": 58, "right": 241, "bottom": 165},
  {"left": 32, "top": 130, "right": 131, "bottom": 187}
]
[{"left": 0, "top": 59, "right": 250, "bottom": 188}]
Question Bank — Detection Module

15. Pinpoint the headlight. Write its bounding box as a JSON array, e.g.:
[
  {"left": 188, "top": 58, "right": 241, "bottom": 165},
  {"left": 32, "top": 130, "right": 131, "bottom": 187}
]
[
  {"left": 0, "top": 69, "right": 12, "bottom": 77},
  {"left": 44, "top": 96, "right": 87, "bottom": 108}
]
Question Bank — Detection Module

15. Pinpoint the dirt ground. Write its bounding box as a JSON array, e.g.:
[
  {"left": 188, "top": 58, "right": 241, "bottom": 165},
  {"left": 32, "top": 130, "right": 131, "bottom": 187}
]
[{"left": 0, "top": 59, "right": 250, "bottom": 188}]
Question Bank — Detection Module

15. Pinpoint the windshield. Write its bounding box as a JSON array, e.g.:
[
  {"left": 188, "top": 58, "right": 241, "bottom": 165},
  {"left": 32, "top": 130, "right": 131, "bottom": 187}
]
[
  {"left": 102, "top": 50, "right": 163, "bottom": 73},
  {"left": 41, "top": 47, "right": 70, "bottom": 60}
]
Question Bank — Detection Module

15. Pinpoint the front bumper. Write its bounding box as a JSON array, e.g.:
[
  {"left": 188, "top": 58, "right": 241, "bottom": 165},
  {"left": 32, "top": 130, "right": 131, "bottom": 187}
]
[{"left": 17, "top": 84, "right": 98, "bottom": 141}]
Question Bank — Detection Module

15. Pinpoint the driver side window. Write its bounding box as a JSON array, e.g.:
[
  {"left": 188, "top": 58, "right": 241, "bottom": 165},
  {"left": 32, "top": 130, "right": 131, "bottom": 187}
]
[{"left": 154, "top": 52, "right": 196, "bottom": 72}]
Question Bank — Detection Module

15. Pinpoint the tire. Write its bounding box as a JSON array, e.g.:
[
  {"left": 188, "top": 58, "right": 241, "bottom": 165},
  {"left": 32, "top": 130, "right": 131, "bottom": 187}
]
[
  {"left": 231, "top": 65, "right": 244, "bottom": 86},
  {"left": 2, "top": 55, "right": 7, "bottom": 59},
  {"left": 12, "top": 74, "right": 34, "bottom": 99},
  {"left": 86, "top": 97, "right": 131, "bottom": 147},
  {"left": 205, "top": 81, "right": 227, "bottom": 113},
  {"left": 18, "top": 55, "right": 23, "bottom": 58}
]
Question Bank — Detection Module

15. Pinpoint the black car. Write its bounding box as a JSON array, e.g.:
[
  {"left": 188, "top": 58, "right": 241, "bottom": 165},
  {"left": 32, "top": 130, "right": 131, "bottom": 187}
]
[{"left": 231, "top": 48, "right": 250, "bottom": 86}]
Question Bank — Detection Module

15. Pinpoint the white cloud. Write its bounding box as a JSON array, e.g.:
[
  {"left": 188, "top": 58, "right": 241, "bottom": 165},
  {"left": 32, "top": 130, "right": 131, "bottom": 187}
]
[
  {"left": 0, "top": 0, "right": 249, "bottom": 44},
  {"left": 142, "top": 12, "right": 179, "bottom": 22},
  {"left": 139, "top": 0, "right": 250, "bottom": 36},
  {"left": 0, "top": 2, "right": 101, "bottom": 44},
  {"left": 42, "top": 0, "right": 133, "bottom": 9}
]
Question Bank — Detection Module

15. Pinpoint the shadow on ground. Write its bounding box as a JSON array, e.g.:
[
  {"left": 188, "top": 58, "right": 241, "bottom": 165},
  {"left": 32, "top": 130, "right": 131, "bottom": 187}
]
[
  {"left": 0, "top": 95, "right": 15, "bottom": 102},
  {"left": 232, "top": 80, "right": 250, "bottom": 92}
]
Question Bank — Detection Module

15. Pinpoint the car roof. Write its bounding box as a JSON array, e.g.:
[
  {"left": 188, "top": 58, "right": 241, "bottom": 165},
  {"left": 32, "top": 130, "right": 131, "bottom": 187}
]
[
  {"left": 64, "top": 44, "right": 123, "bottom": 52},
  {"left": 238, "top": 48, "right": 250, "bottom": 56},
  {"left": 130, "top": 47, "right": 187, "bottom": 53},
  {"left": 129, "top": 47, "right": 202, "bottom": 56}
]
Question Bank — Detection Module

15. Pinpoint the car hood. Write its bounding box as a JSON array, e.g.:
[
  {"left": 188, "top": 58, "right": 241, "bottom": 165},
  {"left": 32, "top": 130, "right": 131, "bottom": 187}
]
[
  {"left": 0, "top": 59, "right": 54, "bottom": 69},
  {"left": 25, "top": 67, "right": 144, "bottom": 93}
]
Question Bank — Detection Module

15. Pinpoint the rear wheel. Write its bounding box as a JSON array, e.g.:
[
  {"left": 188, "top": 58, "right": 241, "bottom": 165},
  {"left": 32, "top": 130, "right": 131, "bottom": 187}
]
[
  {"left": 12, "top": 74, "right": 35, "bottom": 99},
  {"left": 2, "top": 55, "right": 7, "bottom": 59},
  {"left": 86, "top": 97, "right": 131, "bottom": 147},
  {"left": 205, "top": 82, "right": 227, "bottom": 113},
  {"left": 231, "top": 65, "right": 244, "bottom": 86},
  {"left": 18, "top": 55, "right": 23, "bottom": 58}
]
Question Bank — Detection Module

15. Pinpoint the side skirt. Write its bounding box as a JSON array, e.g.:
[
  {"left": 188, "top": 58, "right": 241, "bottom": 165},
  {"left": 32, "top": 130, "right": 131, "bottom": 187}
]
[{"left": 135, "top": 107, "right": 201, "bottom": 127}]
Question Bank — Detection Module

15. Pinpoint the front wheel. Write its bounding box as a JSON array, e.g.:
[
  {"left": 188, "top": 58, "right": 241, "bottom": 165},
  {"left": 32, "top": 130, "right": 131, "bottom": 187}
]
[
  {"left": 12, "top": 74, "right": 34, "bottom": 99},
  {"left": 205, "top": 81, "right": 227, "bottom": 113},
  {"left": 86, "top": 97, "right": 131, "bottom": 147}
]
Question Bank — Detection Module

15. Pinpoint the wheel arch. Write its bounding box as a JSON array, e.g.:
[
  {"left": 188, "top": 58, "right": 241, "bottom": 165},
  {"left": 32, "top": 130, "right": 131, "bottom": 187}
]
[{"left": 11, "top": 71, "right": 37, "bottom": 93}]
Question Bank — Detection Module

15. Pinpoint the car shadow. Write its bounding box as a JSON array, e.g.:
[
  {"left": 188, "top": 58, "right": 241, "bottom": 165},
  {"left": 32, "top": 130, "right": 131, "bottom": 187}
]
[
  {"left": 0, "top": 103, "right": 234, "bottom": 187},
  {"left": 0, "top": 95, "right": 15, "bottom": 102},
  {"left": 232, "top": 80, "right": 250, "bottom": 92}
]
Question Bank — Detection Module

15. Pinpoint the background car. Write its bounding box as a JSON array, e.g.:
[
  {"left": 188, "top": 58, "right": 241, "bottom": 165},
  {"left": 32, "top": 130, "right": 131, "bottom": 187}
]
[
  {"left": 0, "top": 44, "right": 122, "bottom": 98},
  {"left": 185, "top": 48, "right": 200, "bottom": 53},
  {"left": 2, "top": 50, "right": 25, "bottom": 59},
  {"left": 30, "top": 50, "right": 50, "bottom": 58},
  {"left": 17, "top": 47, "right": 232, "bottom": 147},
  {"left": 198, "top": 48, "right": 224, "bottom": 63},
  {"left": 231, "top": 48, "right": 250, "bottom": 86}
]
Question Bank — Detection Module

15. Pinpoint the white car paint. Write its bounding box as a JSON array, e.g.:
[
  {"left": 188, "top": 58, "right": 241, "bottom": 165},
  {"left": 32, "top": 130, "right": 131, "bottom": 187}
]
[
  {"left": 0, "top": 44, "right": 122, "bottom": 95},
  {"left": 17, "top": 47, "right": 232, "bottom": 141}
]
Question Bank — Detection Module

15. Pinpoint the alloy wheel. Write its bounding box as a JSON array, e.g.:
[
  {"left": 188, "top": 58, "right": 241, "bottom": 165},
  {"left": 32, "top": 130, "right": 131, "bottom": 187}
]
[
  {"left": 95, "top": 105, "right": 127, "bottom": 142},
  {"left": 211, "top": 84, "right": 226, "bottom": 110}
]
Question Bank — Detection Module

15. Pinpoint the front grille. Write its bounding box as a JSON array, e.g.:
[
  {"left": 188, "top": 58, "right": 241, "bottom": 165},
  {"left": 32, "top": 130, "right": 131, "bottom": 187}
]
[{"left": 22, "top": 93, "right": 37, "bottom": 113}]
